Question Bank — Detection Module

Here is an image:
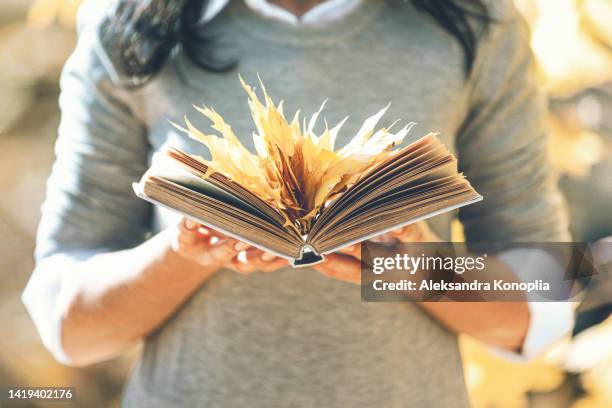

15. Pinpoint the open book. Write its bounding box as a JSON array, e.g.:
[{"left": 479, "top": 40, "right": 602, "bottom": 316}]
[{"left": 135, "top": 78, "right": 482, "bottom": 267}]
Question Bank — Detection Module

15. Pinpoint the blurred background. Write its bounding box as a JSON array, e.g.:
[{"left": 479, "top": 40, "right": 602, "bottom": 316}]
[{"left": 0, "top": 0, "right": 611, "bottom": 407}]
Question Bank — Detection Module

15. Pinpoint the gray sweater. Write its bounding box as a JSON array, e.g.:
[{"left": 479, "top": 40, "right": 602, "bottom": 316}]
[{"left": 30, "top": 0, "right": 569, "bottom": 407}]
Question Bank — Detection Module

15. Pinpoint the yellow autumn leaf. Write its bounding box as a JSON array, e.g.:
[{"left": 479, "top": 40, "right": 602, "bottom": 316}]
[{"left": 173, "top": 76, "right": 414, "bottom": 234}]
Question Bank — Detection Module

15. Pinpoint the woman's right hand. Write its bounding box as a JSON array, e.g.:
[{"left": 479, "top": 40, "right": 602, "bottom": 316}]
[
  {"left": 171, "top": 218, "right": 241, "bottom": 271},
  {"left": 172, "top": 218, "right": 289, "bottom": 275}
]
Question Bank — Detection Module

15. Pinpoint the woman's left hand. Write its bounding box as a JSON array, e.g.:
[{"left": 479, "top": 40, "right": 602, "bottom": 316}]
[{"left": 314, "top": 222, "right": 440, "bottom": 284}]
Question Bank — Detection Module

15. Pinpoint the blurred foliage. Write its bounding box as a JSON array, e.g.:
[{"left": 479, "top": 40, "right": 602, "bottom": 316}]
[
  {"left": 515, "top": 0, "right": 612, "bottom": 96},
  {"left": 461, "top": 336, "right": 567, "bottom": 408},
  {"left": 27, "top": 0, "right": 80, "bottom": 28},
  {"left": 514, "top": 0, "right": 612, "bottom": 180},
  {"left": 567, "top": 317, "right": 612, "bottom": 408},
  {"left": 0, "top": 0, "right": 75, "bottom": 134}
]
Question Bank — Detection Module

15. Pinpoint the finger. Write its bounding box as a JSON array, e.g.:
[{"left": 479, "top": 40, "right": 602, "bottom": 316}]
[
  {"left": 317, "top": 253, "right": 361, "bottom": 284},
  {"left": 234, "top": 241, "right": 251, "bottom": 251},
  {"left": 178, "top": 219, "right": 201, "bottom": 246},
  {"left": 208, "top": 228, "right": 229, "bottom": 240},
  {"left": 369, "top": 232, "right": 398, "bottom": 243},
  {"left": 237, "top": 248, "right": 286, "bottom": 272},
  {"left": 323, "top": 253, "right": 359, "bottom": 271},
  {"left": 194, "top": 225, "right": 228, "bottom": 241},
  {"left": 208, "top": 235, "right": 226, "bottom": 245},
  {"left": 391, "top": 224, "right": 424, "bottom": 242},
  {"left": 338, "top": 244, "right": 360, "bottom": 256},
  {"left": 206, "top": 237, "right": 240, "bottom": 264},
  {"left": 231, "top": 254, "right": 257, "bottom": 274},
  {"left": 183, "top": 218, "right": 199, "bottom": 231},
  {"left": 389, "top": 225, "right": 410, "bottom": 237},
  {"left": 249, "top": 248, "right": 275, "bottom": 265},
  {"left": 258, "top": 257, "right": 288, "bottom": 272},
  {"left": 261, "top": 251, "right": 277, "bottom": 262},
  {"left": 239, "top": 247, "right": 277, "bottom": 262},
  {"left": 197, "top": 226, "right": 211, "bottom": 236},
  {"left": 178, "top": 222, "right": 222, "bottom": 247}
]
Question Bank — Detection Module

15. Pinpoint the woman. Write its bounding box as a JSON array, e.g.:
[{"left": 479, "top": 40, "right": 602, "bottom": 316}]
[{"left": 23, "top": 0, "right": 572, "bottom": 406}]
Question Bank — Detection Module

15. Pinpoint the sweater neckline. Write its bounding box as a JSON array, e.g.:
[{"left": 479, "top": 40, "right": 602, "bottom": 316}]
[{"left": 227, "top": 0, "right": 385, "bottom": 47}]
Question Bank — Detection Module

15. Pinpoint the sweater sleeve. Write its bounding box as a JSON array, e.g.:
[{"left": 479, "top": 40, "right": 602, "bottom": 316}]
[
  {"left": 456, "top": 0, "right": 570, "bottom": 242},
  {"left": 22, "top": 5, "right": 152, "bottom": 362},
  {"left": 35, "top": 15, "right": 151, "bottom": 261},
  {"left": 455, "top": 1, "right": 574, "bottom": 360}
]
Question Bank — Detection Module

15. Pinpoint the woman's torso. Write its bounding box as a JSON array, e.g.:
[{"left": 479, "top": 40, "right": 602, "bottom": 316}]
[{"left": 122, "top": 1, "right": 471, "bottom": 406}]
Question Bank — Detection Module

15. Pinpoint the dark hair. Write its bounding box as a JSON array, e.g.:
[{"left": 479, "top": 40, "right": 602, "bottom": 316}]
[{"left": 100, "top": 0, "right": 491, "bottom": 83}]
